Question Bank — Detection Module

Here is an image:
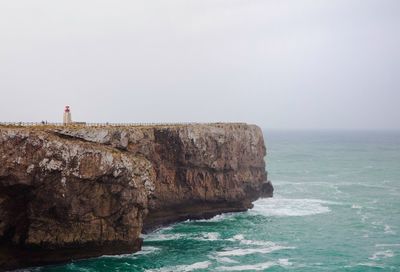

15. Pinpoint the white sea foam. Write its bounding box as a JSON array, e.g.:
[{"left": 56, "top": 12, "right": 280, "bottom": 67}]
[
  {"left": 146, "top": 261, "right": 212, "bottom": 272},
  {"left": 369, "top": 250, "right": 394, "bottom": 260},
  {"left": 216, "top": 259, "right": 291, "bottom": 271},
  {"left": 371, "top": 221, "right": 397, "bottom": 235},
  {"left": 102, "top": 253, "right": 133, "bottom": 258},
  {"left": 376, "top": 243, "right": 400, "bottom": 247},
  {"left": 213, "top": 256, "right": 239, "bottom": 264},
  {"left": 194, "top": 213, "right": 235, "bottom": 222},
  {"left": 351, "top": 204, "right": 362, "bottom": 209},
  {"left": 231, "top": 234, "right": 244, "bottom": 241},
  {"left": 144, "top": 230, "right": 221, "bottom": 242},
  {"left": 142, "top": 233, "right": 186, "bottom": 241},
  {"left": 225, "top": 234, "right": 245, "bottom": 243},
  {"left": 384, "top": 224, "right": 396, "bottom": 234},
  {"left": 250, "top": 198, "right": 334, "bottom": 217},
  {"left": 227, "top": 234, "right": 283, "bottom": 247},
  {"left": 194, "top": 232, "right": 221, "bottom": 241},
  {"left": 134, "top": 246, "right": 161, "bottom": 255},
  {"left": 102, "top": 246, "right": 160, "bottom": 258},
  {"left": 216, "top": 243, "right": 293, "bottom": 257},
  {"left": 218, "top": 234, "right": 295, "bottom": 258},
  {"left": 356, "top": 262, "right": 385, "bottom": 268}
]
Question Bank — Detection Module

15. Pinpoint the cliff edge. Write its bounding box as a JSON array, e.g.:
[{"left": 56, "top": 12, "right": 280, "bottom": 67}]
[{"left": 0, "top": 123, "right": 272, "bottom": 271}]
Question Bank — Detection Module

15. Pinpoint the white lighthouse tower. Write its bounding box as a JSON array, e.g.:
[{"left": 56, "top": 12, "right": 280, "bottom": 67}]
[{"left": 63, "top": 105, "right": 72, "bottom": 125}]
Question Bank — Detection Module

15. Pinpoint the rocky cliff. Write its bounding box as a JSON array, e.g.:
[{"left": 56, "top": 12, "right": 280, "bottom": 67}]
[{"left": 0, "top": 123, "right": 272, "bottom": 271}]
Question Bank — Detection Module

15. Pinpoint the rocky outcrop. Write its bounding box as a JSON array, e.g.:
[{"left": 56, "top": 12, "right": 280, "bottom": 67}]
[{"left": 0, "top": 123, "right": 271, "bottom": 271}]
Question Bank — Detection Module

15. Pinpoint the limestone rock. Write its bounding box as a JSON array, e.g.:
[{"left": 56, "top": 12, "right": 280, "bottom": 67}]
[{"left": 0, "top": 123, "right": 271, "bottom": 271}]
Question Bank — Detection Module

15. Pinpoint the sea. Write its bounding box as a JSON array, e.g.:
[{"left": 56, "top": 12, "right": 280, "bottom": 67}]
[{"left": 27, "top": 130, "right": 400, "bottom": 271}]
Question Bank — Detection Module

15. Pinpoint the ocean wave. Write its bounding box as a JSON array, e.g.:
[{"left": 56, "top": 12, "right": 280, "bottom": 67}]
[
  {"left": 250, "top": 197, "right": 335, "bottom": 217},
  {"left": 214, "top": 234, "right": 295, "bottom": 258},
  {"left": 273, "top": 180, "right": 397, "bottom": 190},
  {"left": 193, "top": 232, "right": 221, "bottom": 241},
  {"left": 143, "top": 230, "right": 222, "bottom": 243},
  {"left": 101, "top": 253, "right": 134, "bottom": 259},
  {"left": 227, "top": 234, "right": 289, "bottom": 247},
  {"left": 216, "top": 243, "right": 292, "bottom": 257},
  {"left": 370, "top": 221, "right": 397, "bottom": 235},
  {"left": 191, "top": 213, "right": 236, "bottom": 222},
  {"left": 211, "top": 256, "right": 239, "bottom": 264},
  {"left": 351, "top": 204, "right": 362, "bottom": 209},
  {"left": 369, "top": 250, "right": 394, "bottom": 260},
  {"left": 376, "top": 243, "right": 400, "bottom": 247},
  {"left": 102, "top": 246, "right": 160, "bottom": 259},
  {"left": 145, "top": 261, "right": 211, "bottom": 272},
  {"left": 384, "top": 224, "right": 396, "bottom": 234},
  {"left": 216, "top": 259, "right": 291, "bottom": 271},
  {"left": 354, "top": 262, "right": 385, "bottom": 268},
  {"left": 134, "top": 246, "right": 161, "bottom": 255},
  {"left": 142, "top": 233, "right": 186, "bottom": 241}
]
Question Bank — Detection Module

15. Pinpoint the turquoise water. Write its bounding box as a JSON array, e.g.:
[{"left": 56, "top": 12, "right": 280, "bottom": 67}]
[{"left": 30, "top": 131, "right": 400, "bottom": 271}]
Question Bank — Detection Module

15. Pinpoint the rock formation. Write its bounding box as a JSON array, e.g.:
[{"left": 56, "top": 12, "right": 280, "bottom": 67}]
[{"left": 0, "top": 123, "right": 272, "bottom": 271}]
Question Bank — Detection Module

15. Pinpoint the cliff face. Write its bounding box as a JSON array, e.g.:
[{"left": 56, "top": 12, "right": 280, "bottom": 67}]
[{"left": 0, "top": 123, "right": 272, "bottom": 271}]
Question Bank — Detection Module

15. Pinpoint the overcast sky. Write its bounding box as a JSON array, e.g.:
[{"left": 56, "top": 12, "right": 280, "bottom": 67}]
[{"left": 0, "top": 1, "right": 399, "bottom": 130}]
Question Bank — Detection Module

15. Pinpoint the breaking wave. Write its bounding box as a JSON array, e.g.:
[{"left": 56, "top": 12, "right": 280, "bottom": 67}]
[
  {"left": 216, "top": 234, "right": 294, "bottom": 257},
  {"left": 145, "top": 261, "right": 212, "bottom": 272},
  {"left": 369, "top": 250, "right": 395, "bottom": 260},
  {"left": 216, "top": 259, "right": 291, "bottom": 271},
  {"left": 250, "top": 197, "right": 336, "bottom": 217}
]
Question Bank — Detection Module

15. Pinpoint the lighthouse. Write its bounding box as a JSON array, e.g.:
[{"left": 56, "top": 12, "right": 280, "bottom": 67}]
[{"left": 63, "top": 105, "right": 72, "bottom": 125}]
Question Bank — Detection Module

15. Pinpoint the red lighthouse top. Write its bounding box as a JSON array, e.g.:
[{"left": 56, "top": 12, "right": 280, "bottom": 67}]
[{"left": 64, "top": 105, "right": 70, "bottom": 112}]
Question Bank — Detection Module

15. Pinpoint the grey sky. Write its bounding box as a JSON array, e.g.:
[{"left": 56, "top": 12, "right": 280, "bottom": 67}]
[{"left": 0, "top": 0, "right": 399, "bottom": 130}]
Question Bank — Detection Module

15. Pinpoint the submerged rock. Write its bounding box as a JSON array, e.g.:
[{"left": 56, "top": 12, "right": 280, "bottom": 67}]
[{"left": 0, "top": 123, "right": 272, "bottom": 271}]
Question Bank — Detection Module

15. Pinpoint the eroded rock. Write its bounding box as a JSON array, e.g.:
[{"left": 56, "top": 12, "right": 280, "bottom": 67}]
[{"left": 0, "top": 123, "right": 271, "bottom": 271}]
